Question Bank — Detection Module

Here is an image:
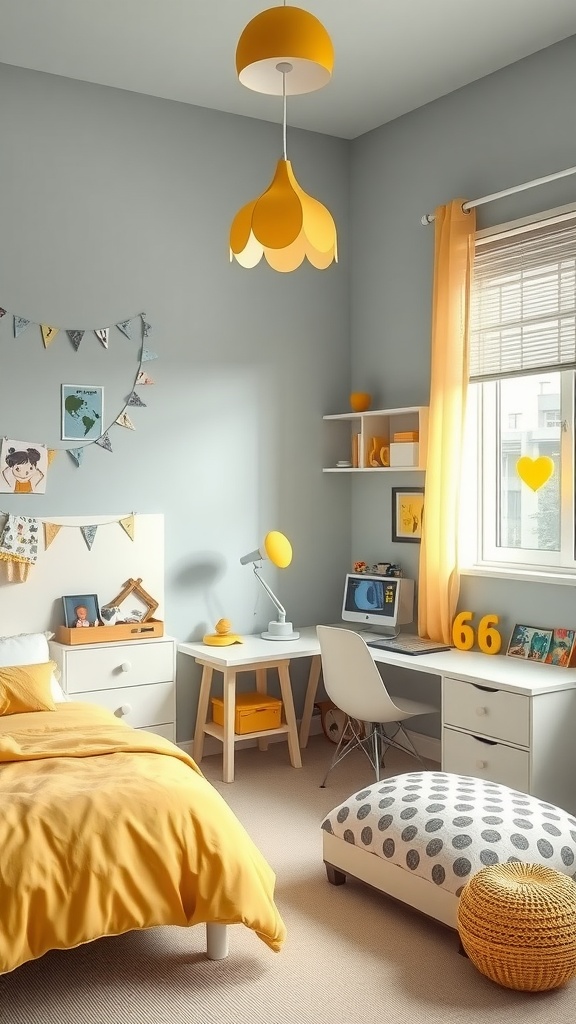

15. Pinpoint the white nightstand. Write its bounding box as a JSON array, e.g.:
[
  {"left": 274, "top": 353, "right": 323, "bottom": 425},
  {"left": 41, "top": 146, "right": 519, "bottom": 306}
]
[{"left": 49, "top": 635, "right": 176, "bottom": 741}]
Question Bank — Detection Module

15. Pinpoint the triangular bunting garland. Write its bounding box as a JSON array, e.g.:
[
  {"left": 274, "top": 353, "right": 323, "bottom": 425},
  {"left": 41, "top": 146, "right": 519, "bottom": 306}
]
[
  {"left": 141, "top": 315, "right": 152, "bottom": 339},
  {"left": 47, "top": 449, "right": 58, "bottom": 465},
  {"left": 95, "top": 432, "right": 113, "bottom": 452},
  {"left": 115, "top": 410, "right": 136, "bottom": 430},
  {"left": 126, "top": 391, "right": 146, "bottom": 408},
  {"left": 14, "top": 316, "right": 31, "bottom": 338},
  {"left": 136, "top": 370, "right": 155, "bottom": 385},
  {"left": 68, "top": 448, "right": 84, "bottom": 467},
  {"left": 41, "top": 325, "right": 59, "bottom": 348},
  {"left": 43, "top": 522, "right": 61, "bottom": 549},
  {"left": 116, "top": 319, "right": 134, "bottom": 339},
  {"left": 0, "top": 308, "right": 7, "bottom": 318},
  {"left": 95, "top": 328, "right": 109, "bottom": 348},
  {"left": 81, "top": 525, "right": 98, "bottom": 551},
  {"left": 141, "top": 348, "right": 158, "bottom": 362},
  {"left": 67, "top": 330, "right": 84, "bottom": 351},
  {"left": 119, "top": 514, "right": 135, "bottom": 541}
]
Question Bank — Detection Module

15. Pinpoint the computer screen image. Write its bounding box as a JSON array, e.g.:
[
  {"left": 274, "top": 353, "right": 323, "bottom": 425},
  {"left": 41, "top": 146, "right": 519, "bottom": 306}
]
[{"left": 341, "top": 573, "right": 414, "bottom": 632}]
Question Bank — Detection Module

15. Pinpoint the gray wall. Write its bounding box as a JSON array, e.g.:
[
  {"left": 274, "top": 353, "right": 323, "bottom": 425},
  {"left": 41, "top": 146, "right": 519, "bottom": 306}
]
[
  {"left": 0, "top": 63, "right": 351, "bottom": 740},
  {"left": 350, "top": 35, "right": 576, "bottom": 647}
]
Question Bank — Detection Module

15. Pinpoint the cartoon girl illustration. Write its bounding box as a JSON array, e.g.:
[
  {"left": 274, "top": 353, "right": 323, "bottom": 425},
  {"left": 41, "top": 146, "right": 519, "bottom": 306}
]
[{"left": 2, "top": 447, "right": 44, "bottom": 494}]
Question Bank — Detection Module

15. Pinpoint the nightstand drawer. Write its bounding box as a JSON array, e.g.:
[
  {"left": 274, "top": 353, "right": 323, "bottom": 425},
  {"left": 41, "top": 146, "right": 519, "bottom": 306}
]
[
  {"left": 75, "top": 681, "right": 175, "bottom": 729},
  {"left": 443, "top": 676, "right": 530, "bottom": 747},
  {"left": 137, "top": 723, "right": 175, "bottom": 742},
  {"left": 443, "top": 727, "right": 530, "bottom": 792},
  {"left": 64, "top": 641, "right": 174, "bottom": 694}
]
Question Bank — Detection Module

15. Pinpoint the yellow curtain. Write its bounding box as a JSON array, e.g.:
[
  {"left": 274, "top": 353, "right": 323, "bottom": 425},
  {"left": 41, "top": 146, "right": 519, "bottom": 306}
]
[{"left": 418, "top": 199, "right": 476, "bottom": 644}]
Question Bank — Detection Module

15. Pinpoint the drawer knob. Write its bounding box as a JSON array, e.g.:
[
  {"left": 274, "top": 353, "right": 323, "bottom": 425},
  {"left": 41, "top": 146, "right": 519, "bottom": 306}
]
[
  {"left": 476, "top": 759, "right": 488, "bottom": 770},
  {"left": 120, "top": 661, "right": 131, "bottom": 673},
  {"left": 476, "top": 706, "right": 488, "bottom": 716},
  {"left": 116, "top": 703, "right": 132, "bottom": 717}
]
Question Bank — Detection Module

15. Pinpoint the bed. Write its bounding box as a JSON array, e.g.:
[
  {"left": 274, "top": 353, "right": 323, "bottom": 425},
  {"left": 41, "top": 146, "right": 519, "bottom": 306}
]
[{"left": 0, "top": 632, "right": 286, "bottom": 975}]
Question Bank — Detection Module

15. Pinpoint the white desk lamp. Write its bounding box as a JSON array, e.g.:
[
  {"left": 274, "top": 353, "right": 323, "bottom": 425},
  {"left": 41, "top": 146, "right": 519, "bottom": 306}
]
[{"left": 240, "top": 530, "right": 300, "bottom": 640}]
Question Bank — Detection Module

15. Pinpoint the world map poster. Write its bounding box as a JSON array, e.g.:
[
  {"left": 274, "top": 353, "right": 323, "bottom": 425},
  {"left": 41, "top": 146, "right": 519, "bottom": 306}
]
[{"left": 61, "top": 385, "right": 104, "bottom": 441}]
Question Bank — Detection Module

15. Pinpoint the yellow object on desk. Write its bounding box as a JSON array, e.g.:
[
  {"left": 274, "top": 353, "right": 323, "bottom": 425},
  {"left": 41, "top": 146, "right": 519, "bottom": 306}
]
[{"left": 202, "top": 618, "right": 243, "bottom": 646}]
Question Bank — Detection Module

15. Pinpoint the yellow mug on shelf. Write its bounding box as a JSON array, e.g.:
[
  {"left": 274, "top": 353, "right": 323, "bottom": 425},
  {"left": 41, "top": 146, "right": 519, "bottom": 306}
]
[{"left": 350, "top": 391, "right": 371, "bottom": 413}]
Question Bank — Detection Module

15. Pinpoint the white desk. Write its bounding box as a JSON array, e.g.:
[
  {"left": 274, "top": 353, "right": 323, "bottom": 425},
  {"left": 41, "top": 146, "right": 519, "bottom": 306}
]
[{"left": 179, "top": 628, "right": 576, "bottom": 808}]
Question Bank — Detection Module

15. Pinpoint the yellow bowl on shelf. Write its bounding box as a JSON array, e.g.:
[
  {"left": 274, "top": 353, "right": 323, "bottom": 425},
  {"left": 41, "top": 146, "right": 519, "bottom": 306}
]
[{"left": 349, "top": 391, "right": 371, "bottom": 412}]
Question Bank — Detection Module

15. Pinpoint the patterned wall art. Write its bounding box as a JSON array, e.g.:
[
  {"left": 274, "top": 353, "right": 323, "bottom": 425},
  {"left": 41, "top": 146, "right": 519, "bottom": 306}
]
[{"left": 0, "top": 308, "right": 157, "bottom": 479}]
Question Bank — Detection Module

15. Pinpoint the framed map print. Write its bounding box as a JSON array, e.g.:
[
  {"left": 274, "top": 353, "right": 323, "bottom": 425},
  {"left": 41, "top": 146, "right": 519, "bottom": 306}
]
[{"left": 61, "top": 385, "right": 104, "bottom": 441}]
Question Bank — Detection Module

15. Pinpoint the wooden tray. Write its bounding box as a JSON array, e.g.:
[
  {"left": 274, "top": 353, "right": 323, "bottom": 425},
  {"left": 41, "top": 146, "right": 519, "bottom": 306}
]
[{"left": 55, "top": 619, "right": 164, "bottom": 645}]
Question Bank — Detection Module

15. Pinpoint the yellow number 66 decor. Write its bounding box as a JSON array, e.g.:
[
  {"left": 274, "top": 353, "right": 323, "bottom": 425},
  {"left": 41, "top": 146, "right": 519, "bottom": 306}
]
[{"left": 452, "top": 611, "right": 502, "bottom": 655}]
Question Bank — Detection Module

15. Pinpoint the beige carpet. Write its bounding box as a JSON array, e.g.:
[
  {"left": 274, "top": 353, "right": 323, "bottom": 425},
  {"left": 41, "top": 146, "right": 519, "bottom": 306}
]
[{"left": 2, "top": 736, "right": 575, "bottom": 1023}]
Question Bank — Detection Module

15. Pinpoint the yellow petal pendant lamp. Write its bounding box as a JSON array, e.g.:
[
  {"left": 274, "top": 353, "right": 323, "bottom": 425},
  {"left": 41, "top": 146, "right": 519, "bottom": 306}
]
[
  {"left": 230, "top": 4, "right": 337, "bottom": 273},
  {"left": 236, "top": 5, "right": 334, "bottom": 95}
]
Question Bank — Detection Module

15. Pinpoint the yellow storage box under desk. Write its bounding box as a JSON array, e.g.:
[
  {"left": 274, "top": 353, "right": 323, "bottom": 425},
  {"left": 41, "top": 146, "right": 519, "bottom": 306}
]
[{"left": 211, "top": 692, "right": 283, "bottom": 735}]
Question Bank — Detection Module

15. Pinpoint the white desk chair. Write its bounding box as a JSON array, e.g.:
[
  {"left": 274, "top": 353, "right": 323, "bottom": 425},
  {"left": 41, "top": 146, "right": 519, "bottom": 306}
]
[{"left": 317, "top": 625, "right": 437, "bottom": 787}]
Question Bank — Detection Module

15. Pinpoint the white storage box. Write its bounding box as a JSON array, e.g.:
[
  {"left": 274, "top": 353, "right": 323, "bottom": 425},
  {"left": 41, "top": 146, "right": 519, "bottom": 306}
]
[{"left": 389, "top": 442, "right": 419, "bottom": 467}]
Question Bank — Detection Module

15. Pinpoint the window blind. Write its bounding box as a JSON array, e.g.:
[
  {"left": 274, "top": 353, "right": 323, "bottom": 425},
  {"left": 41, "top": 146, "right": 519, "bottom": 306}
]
[{"left": 469, "top": 211, "right": 576, "bottom": 381}]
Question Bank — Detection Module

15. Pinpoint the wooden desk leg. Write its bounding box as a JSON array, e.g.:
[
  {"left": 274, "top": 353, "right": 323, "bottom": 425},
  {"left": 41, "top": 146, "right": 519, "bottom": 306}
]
[
  {"left": 255, "top": 667, "right": 270, "bottom": 752},
  {"left": 222, "top": 667, "right": 237, "bottom": 784},
  {"left": 299, "top": 654, "right": 322, "bottom": 748},
  {"left": 193, "top": 663, "right": 213, "bottom": 765},
  {"left": 277, "top": 661, "right": 302, "bottom": 769}
]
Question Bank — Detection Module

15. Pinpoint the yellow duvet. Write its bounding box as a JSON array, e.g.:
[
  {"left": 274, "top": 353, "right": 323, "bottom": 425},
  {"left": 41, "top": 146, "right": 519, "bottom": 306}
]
[{"left": 0, "top": 702, "right": 286, "bottom": 975}]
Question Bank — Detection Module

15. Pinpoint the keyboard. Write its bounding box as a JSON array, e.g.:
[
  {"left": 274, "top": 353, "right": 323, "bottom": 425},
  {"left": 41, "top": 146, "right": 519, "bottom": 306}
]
[{"left": 367, "top": 634, "right": 452, "bottom": 656}]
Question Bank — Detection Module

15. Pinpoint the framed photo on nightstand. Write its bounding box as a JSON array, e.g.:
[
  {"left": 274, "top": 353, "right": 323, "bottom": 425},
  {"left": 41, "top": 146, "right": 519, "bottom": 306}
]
[{"left": 62, "top": 593, "right": 101, "bottom": 629}]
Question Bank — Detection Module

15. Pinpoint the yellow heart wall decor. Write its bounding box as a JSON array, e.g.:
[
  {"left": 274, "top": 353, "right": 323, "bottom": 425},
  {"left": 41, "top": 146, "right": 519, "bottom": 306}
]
[{"left": 516, "top": 455, "right": 555, "bottom": 491}]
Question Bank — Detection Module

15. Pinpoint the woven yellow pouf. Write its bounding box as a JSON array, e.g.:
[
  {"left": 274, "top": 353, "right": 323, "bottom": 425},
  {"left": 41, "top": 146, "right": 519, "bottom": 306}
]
[{"left": 457, "top": 862, "right": 576, "bottom": 991}]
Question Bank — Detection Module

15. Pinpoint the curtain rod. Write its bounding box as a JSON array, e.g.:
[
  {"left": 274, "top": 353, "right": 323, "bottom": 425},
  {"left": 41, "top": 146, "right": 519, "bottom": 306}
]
[{"left": 420, "top": 164, "right": 576, "bottom": 225}]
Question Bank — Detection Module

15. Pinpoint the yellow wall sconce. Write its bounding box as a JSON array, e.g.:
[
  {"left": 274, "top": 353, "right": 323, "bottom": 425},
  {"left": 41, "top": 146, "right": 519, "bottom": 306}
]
[
  {"left": 230, "top": 3, "right": 337, "bottom": 272},
  {"left": 516, "top": 455, "right": 555, "bottom": 491}
]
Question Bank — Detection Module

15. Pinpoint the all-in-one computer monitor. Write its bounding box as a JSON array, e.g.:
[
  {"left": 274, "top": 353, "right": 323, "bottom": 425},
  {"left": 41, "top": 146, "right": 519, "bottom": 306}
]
[{"left": 341, "top": 573, "right": 414, "bottom": 634}]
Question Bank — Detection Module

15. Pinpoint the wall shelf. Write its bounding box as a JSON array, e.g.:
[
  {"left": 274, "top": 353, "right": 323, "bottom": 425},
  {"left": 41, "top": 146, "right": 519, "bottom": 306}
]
[{"left": 323, "top": 406, "right": 428, "bottom": 473}]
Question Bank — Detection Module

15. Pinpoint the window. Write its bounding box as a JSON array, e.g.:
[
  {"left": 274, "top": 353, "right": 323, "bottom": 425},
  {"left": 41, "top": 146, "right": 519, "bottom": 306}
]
[{"left": 462, "top": 206, "right": 576, "bottom": 575}]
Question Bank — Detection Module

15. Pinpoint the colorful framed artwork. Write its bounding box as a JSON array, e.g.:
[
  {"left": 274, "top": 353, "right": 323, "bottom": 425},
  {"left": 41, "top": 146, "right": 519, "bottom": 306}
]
[
  {"left": 61, "top": 385, "right": 104, "bottom": 441},
  {"left": 544, "top": 628, "right": 576, "bottom": 667},
  {"left": 62, "top": 594, "right": 101, "bottom": 628},
  {"left": 506, "top": 624, "right": 553, "bottom": 662},
  {"left": 391, "top": 487, "right": 424, "bottom": 543}
]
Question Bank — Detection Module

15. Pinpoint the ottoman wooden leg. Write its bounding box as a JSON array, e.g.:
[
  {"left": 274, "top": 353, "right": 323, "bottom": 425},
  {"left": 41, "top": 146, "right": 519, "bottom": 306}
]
[{"left": 325, "top": 862, "right": 347, "bottom": 886}]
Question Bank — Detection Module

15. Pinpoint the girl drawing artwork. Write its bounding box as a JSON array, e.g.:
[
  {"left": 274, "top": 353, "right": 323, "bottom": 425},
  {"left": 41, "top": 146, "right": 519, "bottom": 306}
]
[{"left": 0, "top": 438, "right": 48, "bottom": 494}]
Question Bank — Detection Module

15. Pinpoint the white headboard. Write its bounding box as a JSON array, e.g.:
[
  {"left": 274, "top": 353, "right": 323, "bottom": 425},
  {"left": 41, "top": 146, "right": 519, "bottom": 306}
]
[{"left": 0, "top": 513, "right": 164, "bottom": 636}]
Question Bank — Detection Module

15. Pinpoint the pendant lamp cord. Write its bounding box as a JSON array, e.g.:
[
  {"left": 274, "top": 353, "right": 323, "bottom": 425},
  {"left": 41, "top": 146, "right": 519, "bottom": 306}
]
[{"left": 282, "top": 72, "right": 287, "bottom": 160}]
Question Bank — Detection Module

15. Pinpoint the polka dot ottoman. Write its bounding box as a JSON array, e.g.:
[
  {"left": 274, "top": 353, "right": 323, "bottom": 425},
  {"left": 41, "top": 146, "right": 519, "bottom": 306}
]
[{"left": 321, "top": 771, "right": 576, "bottom": 929}]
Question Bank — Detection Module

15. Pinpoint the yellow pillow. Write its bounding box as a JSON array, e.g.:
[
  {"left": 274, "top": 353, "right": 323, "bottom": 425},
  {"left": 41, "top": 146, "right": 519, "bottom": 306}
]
[{"left": 0, "top": 662, "right": 58, "bottom": 715}]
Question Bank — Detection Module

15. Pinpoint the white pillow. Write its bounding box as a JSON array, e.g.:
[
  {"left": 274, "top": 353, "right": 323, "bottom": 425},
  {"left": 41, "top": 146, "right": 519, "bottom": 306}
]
[{"left": 0, "top": 632, "right": 68, "bottom": 703}]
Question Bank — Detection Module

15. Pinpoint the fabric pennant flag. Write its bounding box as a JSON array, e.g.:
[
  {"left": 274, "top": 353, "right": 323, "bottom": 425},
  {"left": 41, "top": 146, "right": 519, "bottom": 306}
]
[
  {"left": 115, "top": 410, "right": 136, "bottom": 430},
  {"left": 95, "top": 328, "right": 109, "bottom": 348},
  {"left": 141, "top": 348, "right": 158, "bottom": 362},
  {"left": 67, "top": 330, "right": 84, "bottom": 351},
  {"left": 0, "top": 308, "right": 7, "bottom": 318},
  {"left": 43, "top": 522, "right": 61, "bottom": 549},
  {"left": 41, "top": 325, "right": 59, "bottom": 348},
  {"left": 80, "top": 525, "right": 98, "bottom": 551},
  {"left": 14, "top": 316, "right": 31, "bottom": 338},
  {"left": 47, "top": 449, "right": 58, "bottom": 465},
  {"left": 68, "top": 448, "right": 84, "bottom": 467},
  {"left": 141, "top": 315, "right": 153, "bottom": 340},
  {"left": 95, "top": 432, "right": 113, "bottom": 452},
  {"left": 136, "top": 370, "right": 155, "bottom": 385},
  {"left": 116, "top": 318, "right": 135, "bottom": 339},
  {"left": 119, "top": 514, "right": 135, "bottom": 541},
  {"left": 126, "top": 391, "right": 146, "bottom": 408}
]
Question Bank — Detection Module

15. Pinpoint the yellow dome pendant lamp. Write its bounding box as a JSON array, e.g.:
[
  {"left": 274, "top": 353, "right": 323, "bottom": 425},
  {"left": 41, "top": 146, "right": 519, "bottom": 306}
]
[
  {"left": 240, "top": 530, "right": 300, "bottom": 640},
  {"left": 230, "top": 4, "right": 337, "bottom": 272}
]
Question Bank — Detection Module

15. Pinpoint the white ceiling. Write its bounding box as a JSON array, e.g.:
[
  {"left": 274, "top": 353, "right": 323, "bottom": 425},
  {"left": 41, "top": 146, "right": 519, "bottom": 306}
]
[{"left": 1, "top": 1, "right": 575, "bottom": 139}]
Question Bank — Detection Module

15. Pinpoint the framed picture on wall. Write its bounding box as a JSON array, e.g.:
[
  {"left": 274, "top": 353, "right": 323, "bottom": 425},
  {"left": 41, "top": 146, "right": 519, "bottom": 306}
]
[
  {"left": 391, "top": 487, "right": 424, "bottom": 543},
  {"left": 61, "top": 385, "right": 104, "bottom": 441}
]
